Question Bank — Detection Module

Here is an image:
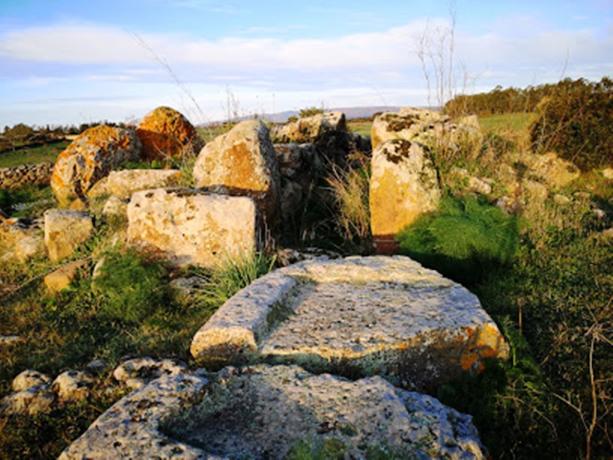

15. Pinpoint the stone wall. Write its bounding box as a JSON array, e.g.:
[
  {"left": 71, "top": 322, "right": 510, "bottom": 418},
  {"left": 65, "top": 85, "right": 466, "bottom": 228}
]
[{"left": 0, "top": 163, "right": 53, "bottom": 190}]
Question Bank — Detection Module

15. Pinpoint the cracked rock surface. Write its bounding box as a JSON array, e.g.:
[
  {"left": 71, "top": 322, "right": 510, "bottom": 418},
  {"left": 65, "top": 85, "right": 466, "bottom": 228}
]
[{"left": 60, "top": 365, "right": 485, "bottom": 460}]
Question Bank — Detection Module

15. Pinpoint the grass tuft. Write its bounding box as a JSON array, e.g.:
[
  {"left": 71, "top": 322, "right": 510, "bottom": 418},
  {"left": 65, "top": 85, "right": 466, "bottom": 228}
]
[{"left": 397, "top": 195, "right": 519, "bottom": 286}]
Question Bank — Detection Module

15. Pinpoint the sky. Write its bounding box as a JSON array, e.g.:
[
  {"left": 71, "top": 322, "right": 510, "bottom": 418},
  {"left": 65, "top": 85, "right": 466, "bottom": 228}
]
[{"left": 0, "top": 0, "right": 611, "bottom": 126}]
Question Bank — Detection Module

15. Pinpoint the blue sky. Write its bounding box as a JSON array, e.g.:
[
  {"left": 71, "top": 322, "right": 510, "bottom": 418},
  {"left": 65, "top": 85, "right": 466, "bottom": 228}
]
[{"left": 0, "top": 0, "right": 611, "bottom": 126}]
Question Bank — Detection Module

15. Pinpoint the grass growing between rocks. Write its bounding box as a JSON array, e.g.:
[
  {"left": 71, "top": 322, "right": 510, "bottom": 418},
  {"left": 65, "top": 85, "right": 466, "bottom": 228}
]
[
  {"left": 1, "top": 218, "right": 276, "bottom": 459},
  {"left": 398, "top": 189, "right": 612, "bottom": 459}
]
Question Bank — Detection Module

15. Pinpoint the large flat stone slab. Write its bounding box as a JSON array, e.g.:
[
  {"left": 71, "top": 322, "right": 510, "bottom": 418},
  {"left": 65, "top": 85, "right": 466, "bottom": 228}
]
[
  {"left": 60, "top": 365, "right": 486, "bottom": 459},
  {"left": 191, "top": 256, "right": 508, "bottom": 389},
  {"left": 127, "top": 188, "right": 257, "bottom": 268}
]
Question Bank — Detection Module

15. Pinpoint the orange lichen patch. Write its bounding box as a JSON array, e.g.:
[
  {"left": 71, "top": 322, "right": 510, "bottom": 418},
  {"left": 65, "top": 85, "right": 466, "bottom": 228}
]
[
  {"left": 50, "top": 125, "right": 140, "bottom": 207},
  {"left": 136, "top": 106, "right": 200, "bottom": 161},
  {"left": 460, "top": 324, "right": 509, "bottom": 372},
  {"left": 222, "top": 142, "right": 268, "bottom": 192}
]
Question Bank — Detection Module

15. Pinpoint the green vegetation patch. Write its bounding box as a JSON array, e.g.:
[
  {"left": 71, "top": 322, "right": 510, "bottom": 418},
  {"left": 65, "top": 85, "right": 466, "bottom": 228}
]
[
  {"left": 0, "top": 140, "right": 68, "bottom": 168},
  {"left": 397, "top": 195, "right": 519, "bottom": 286}
]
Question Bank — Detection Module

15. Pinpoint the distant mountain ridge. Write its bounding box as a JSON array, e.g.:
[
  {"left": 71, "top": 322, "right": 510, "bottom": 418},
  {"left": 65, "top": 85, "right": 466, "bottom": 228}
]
[{"left": 203, "top": 106, "right": 406, "bottom": 126}]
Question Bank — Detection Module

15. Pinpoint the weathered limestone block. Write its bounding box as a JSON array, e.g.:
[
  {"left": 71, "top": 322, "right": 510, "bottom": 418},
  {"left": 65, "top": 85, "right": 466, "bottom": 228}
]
[
  {"left": 193, "top": 120, "right": 280, "bottom": 224},
  {"left": 0, "top": 217, "right": 44, "bottom": 262},
  {"left": 59, "top": 373, "right": 208, "bottom": 460},
  {"left": 44, "top": 259, "right": 89, "bottom": 293},
  {"left": 191, "top": 256, "right": 509, "bottom": 390},
  {"left": 44, "top": 209, "right": 94, "bottom": 262},
  {"left": 52, "top": 370, "right": 94, "bottom": 402},
  {"left": 1, "top": 385, "right": 55, "bottom": 416},
  {"left": 89, "top": 169, "right": 182, "bottom": 200},
  {"left": 136, "top": 106, "right": 202, "bottom": 161},
  {"left": 113, "top": 357, "right": 186, "bottom": 391},
  {"left": 1, "top": 370, "right": 55, "bottom": 416},
  {"left": 60, "top": 365, "right": 486, "bottom": 459},
  {"left": 50, "top": 125, "right": 141, "bottom": 207},
  {"left": 371, "top": 107, "right": 481, "bottom": 152},
  {"left": 369, "top": 139, "right": 441, "bottom": 253},
  {"left": 127, "top": 188, "right": 257, "bottom": 268},
  {"left": 271, "top": 112, "right": 347, "bottom": 144},
  {"left": 12, "top": 369, "right": 51, "bottom": 391}
]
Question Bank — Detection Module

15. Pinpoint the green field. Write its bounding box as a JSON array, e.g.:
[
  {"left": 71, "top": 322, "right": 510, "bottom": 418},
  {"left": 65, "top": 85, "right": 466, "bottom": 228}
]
[
  {"left": 0, "top": 141, "right": 69, "bottom": 168},
  {"left": 346, "top": 120, "right": 372, "bottom": 137},
  {"left": 348, "top": 112, "right": 536, "bottom": 140}
]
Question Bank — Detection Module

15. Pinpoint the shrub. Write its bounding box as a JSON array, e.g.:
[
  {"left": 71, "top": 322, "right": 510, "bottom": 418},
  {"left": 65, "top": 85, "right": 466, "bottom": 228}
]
[
  {"left": 397, "top": 195, "right": 518, "bottom": 286},
  {"left": 93, "top": 249, "right": 168, "bottom": 323},
  {"left": 530, "top": 77, "right": 612, "bottom": 171},
  {"left": 299, "top": 107, "right": 324, "bottom": 118}
]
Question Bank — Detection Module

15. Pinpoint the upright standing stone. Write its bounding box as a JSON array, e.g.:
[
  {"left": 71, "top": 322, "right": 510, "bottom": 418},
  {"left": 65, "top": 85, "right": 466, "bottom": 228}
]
[
  {"left": 50, "top": 125, "right": 141, "bottom": 207},
  {"left": 193, "top": 120, "right": 280, "bottom": 226},
  {"left": 127, "top": 188, "right": 256, "bottom": 268},
  {"left": 44, "top": 209, "right": 94, "bottom": 262},
  {"left": 369, "top": 139, "right": 441, "bottom": 253}
]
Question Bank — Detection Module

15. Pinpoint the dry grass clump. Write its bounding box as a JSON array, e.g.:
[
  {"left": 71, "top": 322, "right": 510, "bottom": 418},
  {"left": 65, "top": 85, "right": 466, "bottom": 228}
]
[{"left": 325, "top": 150, "right": 371, "bottom": 245}]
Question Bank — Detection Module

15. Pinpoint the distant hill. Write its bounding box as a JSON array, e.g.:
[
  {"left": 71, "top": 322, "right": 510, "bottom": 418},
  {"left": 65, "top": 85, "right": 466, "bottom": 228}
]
[{"left": 202, "top": 106, "right": 405, "bottom": 126}]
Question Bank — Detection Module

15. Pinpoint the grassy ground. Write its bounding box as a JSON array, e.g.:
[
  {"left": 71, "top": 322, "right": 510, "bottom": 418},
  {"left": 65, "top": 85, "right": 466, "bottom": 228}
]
[
  {"left": 0, "top": 141, "right": 69, "bottom": 168},
  {"left": 346, "top": 120, "right": 372, "bottom": 137}
]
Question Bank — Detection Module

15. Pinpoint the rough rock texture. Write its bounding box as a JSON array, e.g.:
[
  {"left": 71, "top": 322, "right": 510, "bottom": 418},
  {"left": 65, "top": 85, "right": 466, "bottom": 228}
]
[
  {"left": 61, "top": 365, "right": 486, "bottom": 460},
  {"left": 89, "top": 169, "right": 182, "bottom": 200},
  {"left": 127, "top": 188, "right": 257, "bottom": 268},
  {"left": 113, "top": 357, "right": 187, "bottom": 391},
  {"left": 136, "top": 106, "right": 202, "bottom": 161},
  {"left": 193, "top": 120, "right": 280, "bottom": 225},
  {"left": 59, "top": 372, "right": 208, "bottom": 460},
  {"left": 44, "top": 209, "right": 94, "bottom": 262},
  {"left": 2, "top": 370, "right": 55, "bottom": 416},
  {"left": 0, "top": 217, "right": 44, "bottom": 262},
  {"left": 369, "top": 140, "right": 441, "bottom": 253},
  {"left": 191, "top": 256, "right": 508, "bottom": 390},
  {"left": 271, "top": 112, "right": 347, "bottom": 144},
  {"left": 53, "top": 370, "right": 94, "bottom": 402},
  {"left": 1, "top": 384, "right": 55, "bottom": 416},
  {"left": 12, "top": 370, "right": 51, "bottom": 392},
  {"left": 50, "top": 125, "right": 141, "bottom": 207},
  {"left": 272, "top": 112, "right": 354, "bottom": 166},
  {"left": 44, "top": 259, "right": 89, "bottom": 293},
  {"left": 0, "top": 162, "right": 53, "bottom": 190},
  {"left": 274, "top": 142, "right": 320, "bottom": 229},
  {"left": 101, "top": 195, "right": 128, "bottom": 219}
]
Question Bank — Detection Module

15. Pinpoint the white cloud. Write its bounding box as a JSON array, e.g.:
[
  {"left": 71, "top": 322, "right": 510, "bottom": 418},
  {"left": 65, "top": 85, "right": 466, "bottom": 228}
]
[{"left": 0, "top": 18, "right": 611, "bottom": 125}]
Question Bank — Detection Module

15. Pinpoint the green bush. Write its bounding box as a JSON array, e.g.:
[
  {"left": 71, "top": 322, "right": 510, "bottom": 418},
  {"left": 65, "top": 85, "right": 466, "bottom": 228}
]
[
  {"left": 397, "top": 196, "right": 519, "bottom": 286},
  {"left": 93, "top": 249, "right": 168, "bottom": 323},
  {"left": 299, "top": 107, "right": 324, "bottom": 118},
  {"left": 530, "top": 77, "right": 612, "bottom": 171}
]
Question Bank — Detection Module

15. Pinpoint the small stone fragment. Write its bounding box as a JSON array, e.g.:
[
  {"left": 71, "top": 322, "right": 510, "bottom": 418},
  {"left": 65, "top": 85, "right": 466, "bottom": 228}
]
[
  {"left": 113, "top": 357, "right": 186, "bottom": 390},
  {"left": 53, "top": 370, "right": 94, "bottom": 402},
  {"left": 44, "top": 209, "right": 94, "bottom": 262},
  {"left": 44, "top": 259, "right": 89, "bottom": 293},
  {"left": 12, "top": 369, "right": 51, "bottom": 392}
]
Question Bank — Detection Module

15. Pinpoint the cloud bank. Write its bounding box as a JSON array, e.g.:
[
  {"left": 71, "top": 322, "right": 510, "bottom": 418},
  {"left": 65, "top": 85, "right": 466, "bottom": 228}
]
[{"left": 0, "top": 18, "right": 611, "bottom": 125}]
